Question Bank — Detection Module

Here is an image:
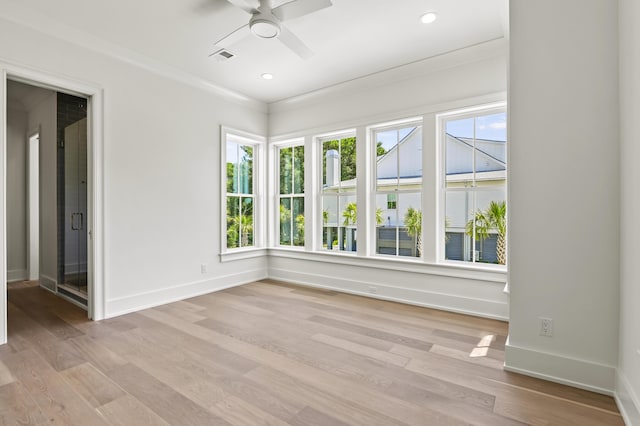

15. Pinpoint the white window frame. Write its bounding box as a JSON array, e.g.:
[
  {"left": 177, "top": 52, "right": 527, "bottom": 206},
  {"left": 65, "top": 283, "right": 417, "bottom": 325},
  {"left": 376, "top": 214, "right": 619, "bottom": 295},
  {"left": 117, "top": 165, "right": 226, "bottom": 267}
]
[
  {"left": 316, "top": 129, "right": 358, "bottom": 254},
  {"left": 273, "top": 139, "right": 306, "bottom": 249},
  {"left": 436, "top": 102, "right": 507, "bottom": 268},
  {"left": 368, "top": 118, "right": 424, "bottom": 259},
  {"left": 266, "top": 96, "right": 507, "bottom": 282},
  {"left": 220, "top": 126, "right": 266, "bottom": 258}
]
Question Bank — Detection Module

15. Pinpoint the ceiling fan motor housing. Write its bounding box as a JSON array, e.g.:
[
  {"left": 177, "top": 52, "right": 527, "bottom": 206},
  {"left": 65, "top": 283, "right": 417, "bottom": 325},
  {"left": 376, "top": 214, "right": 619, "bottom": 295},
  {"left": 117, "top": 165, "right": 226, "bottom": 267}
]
[{"left": 250, "top": 12, "right": 281, "bottom": 38}]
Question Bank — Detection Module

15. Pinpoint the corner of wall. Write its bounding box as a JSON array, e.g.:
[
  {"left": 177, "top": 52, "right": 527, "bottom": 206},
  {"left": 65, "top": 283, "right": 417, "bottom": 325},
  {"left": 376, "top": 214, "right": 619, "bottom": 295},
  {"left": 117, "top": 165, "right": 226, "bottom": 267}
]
[{"left": 616, "top": 369, "right": 640, "bottom": 426}]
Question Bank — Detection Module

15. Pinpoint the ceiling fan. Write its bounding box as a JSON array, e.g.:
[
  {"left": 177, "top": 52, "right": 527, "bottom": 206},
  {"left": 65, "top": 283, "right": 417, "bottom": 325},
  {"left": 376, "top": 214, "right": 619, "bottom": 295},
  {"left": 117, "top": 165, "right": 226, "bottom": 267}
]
[{"left": 212, "top": 0, "right": 332, "bottom": 60}]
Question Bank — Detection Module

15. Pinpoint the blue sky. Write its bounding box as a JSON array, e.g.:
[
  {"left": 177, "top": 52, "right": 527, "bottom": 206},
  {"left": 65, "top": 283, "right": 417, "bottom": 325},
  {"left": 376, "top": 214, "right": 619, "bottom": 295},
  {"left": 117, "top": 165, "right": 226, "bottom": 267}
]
[{"left": 446, "top": 112, "right": 507, "bottom": 141}]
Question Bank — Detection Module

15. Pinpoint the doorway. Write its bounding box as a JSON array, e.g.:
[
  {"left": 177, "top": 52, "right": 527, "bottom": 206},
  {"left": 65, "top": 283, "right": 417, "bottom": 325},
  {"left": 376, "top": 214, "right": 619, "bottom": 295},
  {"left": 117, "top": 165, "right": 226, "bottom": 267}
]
[
  {"left": 0, "top": 66, "right": 105, "bottom": 345},
  {"left": 6, "top": 81, "right": 88, "bottom": 308}
]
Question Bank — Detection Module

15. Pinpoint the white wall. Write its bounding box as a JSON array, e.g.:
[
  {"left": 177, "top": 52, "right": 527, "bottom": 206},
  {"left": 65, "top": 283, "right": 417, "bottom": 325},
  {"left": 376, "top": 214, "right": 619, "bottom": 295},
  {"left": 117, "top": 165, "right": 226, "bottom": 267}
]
[
  {"left": 6, "top": 107, "right": 26, "bottom": 282},
  {"left": 269, "top": 39, "right": 507, "bottom": 136},
  {"left": 0, "top": 16, "right": 269, "bottom": 329},
  {"left": 618, "top": 0, "right": 640, "bottom": 422},
  {"left": 506, "top": 0, "right": 620, "bottom": 394},
  {"left": 25, "top": 91, "right": 57, "bottom": 290},
  {"left": 268, "top": 39, "right": 509, "bottom": 320}
]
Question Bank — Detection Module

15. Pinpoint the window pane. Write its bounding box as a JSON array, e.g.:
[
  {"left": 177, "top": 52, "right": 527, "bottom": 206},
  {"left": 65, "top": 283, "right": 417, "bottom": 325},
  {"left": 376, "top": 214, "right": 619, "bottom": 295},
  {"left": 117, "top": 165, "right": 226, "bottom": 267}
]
[
  {"left": 323, "top": 140, "right": 339, "bottom": 189},
  {"left": 322, "top": 137, "right": 356, "bottom": 192},
  {"left": 293, "top": 146, "right": 304, "bottom": 194},
  {"left": 226, "top": 142, "right": 238, "bottom": 194},
  {"left": 292, "top": 197, "right": 304, "bottom": 246},
  {"left": 398, "top": 126, "right": 422, "bottom": 181},
  {"left": 444, "top": 109, "right": 507, "bottom": 265},
  {"left": 321, "top": 194, "right": 356, "bottom": 251},
  {"left": 376, "top": 193, "right": 421, "bottom": 257},
  {"left": 239, "top": 145, "right": 253, "bottom": 195},
  {"left": 399, "top": 194, "right": 422, "bottom": 258},
  {"left": 376, "top": 129, "right": 398, "bottom": 190},
  {"left": 279, "top": 147, "right": 292, "bottom": 195},
  {"left": 279, "top": 198, "right": 291, "bottom": 245},
  {"left": 226, "top": 196, "right": 240, "bottom": 249},
  {"left": 240, "top": 197, "right": 254, "bottom": 247},
  {"left": 476, "top": 112, "right": 507, "bottom": 142},
  {"left": 445, "top": 118, "right": 474, "bottom": 187},
  {"left": 445, "top": 186, "right": 506, "bottom": 264},
  {"left": 376, "top": 193, "right": 398, "bottom": 255}
]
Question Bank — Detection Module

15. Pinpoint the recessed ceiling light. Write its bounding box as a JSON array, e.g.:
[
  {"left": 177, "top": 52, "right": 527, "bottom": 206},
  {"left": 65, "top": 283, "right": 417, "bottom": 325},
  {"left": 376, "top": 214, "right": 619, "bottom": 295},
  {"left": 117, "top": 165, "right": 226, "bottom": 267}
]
[
  {"left": 421, "top": 12, "right": 438, "bottom": 24},
  {"left": 261, "top": 73, "right": 274, "bottom": 80}
]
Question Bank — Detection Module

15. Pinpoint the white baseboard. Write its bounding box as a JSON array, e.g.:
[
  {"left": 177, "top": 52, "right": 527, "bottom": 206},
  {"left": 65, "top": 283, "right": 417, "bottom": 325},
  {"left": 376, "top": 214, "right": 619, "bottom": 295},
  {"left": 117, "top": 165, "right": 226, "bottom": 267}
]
[
  {"left": 105, "top": 268, "right": 268, "bottom": 319},
  {"left": 7, "top": 269, "right": 27, "bottom": 282},
  {"left": 504, "top": 340, "right": 616, "bottom": 395},
  {"left": 268, "top": 267, "right": 508, "bottom": 320},
  {"left": 39, "top": 274, "right": 57, "bottom": 292},
  {"left": 616, "top": 370, "right": 640, "bottom": 426}
]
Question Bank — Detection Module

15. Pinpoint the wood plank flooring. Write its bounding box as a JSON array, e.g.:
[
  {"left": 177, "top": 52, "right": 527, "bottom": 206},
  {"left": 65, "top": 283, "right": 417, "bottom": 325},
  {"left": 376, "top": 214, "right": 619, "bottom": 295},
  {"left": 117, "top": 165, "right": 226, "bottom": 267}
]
[{"left": 0, "top": 280, "right": 623, "bottom": 425}]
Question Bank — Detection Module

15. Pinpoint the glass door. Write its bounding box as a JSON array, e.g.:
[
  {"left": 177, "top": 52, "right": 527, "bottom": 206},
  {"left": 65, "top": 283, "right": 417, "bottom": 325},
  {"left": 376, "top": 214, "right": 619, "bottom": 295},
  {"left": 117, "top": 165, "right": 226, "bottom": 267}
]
[{"left": 59, "top": 117, "right": 88, "bottom": 305}]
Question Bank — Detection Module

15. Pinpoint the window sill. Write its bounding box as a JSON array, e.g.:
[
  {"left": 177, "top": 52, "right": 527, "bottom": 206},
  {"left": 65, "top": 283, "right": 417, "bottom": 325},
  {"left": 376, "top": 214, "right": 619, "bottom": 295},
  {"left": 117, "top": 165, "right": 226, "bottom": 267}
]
[
  {"left": 267, "top": 248, "right": 507, "bottom": 283},
  {"left": 219, "top": 248, "right": 268, "bottom": 263}
]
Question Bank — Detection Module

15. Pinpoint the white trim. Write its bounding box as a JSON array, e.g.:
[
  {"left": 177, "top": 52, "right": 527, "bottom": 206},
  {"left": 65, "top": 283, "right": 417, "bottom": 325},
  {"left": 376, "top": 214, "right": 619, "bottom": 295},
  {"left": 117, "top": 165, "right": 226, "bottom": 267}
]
[
  {"left": 269, "top": 38, "right": 507, "bottom": 112},
  {"left": 219, "top": 248, "right": 268, "bottom": 263},
  {"left": 437, "top": 101, "right": 507, "bottom": 265},
  {"left": 7, "top": 269, "right": 27, "bottom": 282},
  {"left": 220, "top": 126, "right": 266, "bottom": 255},
  {"left": 504, "top": 340, "right": 616, "bottom": 395},
  {"left": 0, "top": 11, "right": 264, "bottom": 113},
  {"left": 1, "top": 62, "right": 106, "bottom": 345},
  {"left": 105, "top": 268, "right": 267, "bottom": 318},
  {"left": 615, "top": 369, "right": 640, "bottom": 426},
  {"left": 271, "top": 138, "right": 306, "bottom": 249},
  {"left": 27, "top": 130, "right": 39, "bottom": 281},
  {"left": 268, "top": 248, "right": 507, "bottom": 283},
  {"left": 268, "top": 267, "right": 508, "bottom": 320}
]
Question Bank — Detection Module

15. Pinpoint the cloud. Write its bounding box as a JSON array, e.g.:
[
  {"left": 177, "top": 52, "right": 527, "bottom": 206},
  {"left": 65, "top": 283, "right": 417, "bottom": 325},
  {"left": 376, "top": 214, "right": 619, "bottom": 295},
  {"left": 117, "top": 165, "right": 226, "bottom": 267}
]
[{"left": 478, "top": 121, "right": 507, "bottom": 131}]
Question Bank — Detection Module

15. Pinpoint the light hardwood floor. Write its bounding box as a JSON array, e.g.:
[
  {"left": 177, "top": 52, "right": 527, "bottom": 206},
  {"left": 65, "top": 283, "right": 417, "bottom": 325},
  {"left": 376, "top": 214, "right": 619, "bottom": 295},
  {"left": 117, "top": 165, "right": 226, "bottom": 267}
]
[{"left": 0, "top": 280, "right": 623, "bottom": 425}]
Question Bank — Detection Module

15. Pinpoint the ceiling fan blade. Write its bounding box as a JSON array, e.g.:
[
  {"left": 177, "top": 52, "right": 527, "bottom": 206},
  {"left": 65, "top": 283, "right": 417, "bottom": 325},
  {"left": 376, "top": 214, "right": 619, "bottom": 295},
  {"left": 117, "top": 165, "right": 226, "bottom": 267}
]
[
  {"left": 212, "top": 23, "right": 251, "bottom": 50},
  {"left": 278, "top": 26, "right": 314, "bottom": 60},
  {"left": 272, "top": 0, "right": 332, "bottom": 21},
  {"left": 225, "top": 0, "right": 259, "bottom": 14}
]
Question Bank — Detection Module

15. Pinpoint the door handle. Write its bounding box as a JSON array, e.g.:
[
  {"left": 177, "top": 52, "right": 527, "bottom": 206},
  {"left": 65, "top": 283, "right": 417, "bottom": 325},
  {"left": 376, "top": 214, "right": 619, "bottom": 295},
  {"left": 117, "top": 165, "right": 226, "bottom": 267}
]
[{"left": 71, "top": 213, "right": 84, "bottom": 230}]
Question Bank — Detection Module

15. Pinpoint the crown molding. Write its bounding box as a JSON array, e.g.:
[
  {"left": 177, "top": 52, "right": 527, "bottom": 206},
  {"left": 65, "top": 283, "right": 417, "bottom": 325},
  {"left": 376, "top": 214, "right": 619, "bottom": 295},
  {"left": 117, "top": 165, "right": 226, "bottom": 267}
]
[
  {"left": 268, "top": 38, "right": 507, "bottom": 114},
  {"left": 0, "top": 7, "right": 267, "bottom": 114}
]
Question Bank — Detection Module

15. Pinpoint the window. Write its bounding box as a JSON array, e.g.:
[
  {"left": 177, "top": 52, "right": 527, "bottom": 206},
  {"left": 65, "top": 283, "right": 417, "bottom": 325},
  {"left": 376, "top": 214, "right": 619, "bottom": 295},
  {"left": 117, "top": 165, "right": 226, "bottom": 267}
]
[
  {"left": 269, "top": 102, "right": 506, "bottom": 272},
  {"left": 320, "top": 132, "right": 356, "bottom": 252},
  {"left": 222, "top": 128, "right": 264, "bottom": 252},
  {"left": 374, "top": 123, "right": 423, "bottom": 257},
  {"left": 278, "top": 143, "right": 305, "bottom": 247},
  {"left": 442, "top": 107, "right": 507, "bottom": 265}
]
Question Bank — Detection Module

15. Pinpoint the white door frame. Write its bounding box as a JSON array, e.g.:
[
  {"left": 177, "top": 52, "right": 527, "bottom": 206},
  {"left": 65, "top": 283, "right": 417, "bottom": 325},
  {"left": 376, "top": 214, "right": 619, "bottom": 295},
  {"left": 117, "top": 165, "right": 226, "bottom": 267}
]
[
  {"left": 27, "top": 130, "right": 39, "bottom": 281},
  {"left": 1, "top": 63, "right": 105, "bottom": 345}
]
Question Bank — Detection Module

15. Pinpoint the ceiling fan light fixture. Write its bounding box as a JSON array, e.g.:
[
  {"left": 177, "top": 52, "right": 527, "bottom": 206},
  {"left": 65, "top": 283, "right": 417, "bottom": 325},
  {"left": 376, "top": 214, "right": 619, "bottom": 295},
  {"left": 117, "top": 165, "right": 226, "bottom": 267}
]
[
  {"left": 421, "top": 12, "right": 438, "bottom": 24},
  {"left": 250, "top": 13, "right": 281, "bottom": 38}
]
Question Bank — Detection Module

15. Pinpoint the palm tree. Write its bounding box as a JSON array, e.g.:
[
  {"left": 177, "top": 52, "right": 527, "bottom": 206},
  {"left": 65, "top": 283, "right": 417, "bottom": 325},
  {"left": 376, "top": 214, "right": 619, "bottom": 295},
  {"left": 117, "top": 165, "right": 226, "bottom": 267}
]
[
  {"left": 466, "top": 200, "right": 506, "bottom": 265},
  {"left": 340, "top": 203, "right": 384, "bottom": 226},
  {"left": 342, "top": 202, "right": 357, "bottom": 226},
  {"left": 375, "top": 207, "right": 384, "bottom": 225},
  {"left": 403, "top": 207, "right": 422, "bottom": 257}
]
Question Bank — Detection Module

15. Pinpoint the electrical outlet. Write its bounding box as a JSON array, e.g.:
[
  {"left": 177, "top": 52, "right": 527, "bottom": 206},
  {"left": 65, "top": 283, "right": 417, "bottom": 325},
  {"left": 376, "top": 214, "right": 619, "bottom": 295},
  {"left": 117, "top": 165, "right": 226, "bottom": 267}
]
[
  {"left": 368, "top": 286, "right": 377, "bottom": 294},
  {"left": 200, "top": 264, "right": 207, "bottom": 274},
  {"left": 539, "top": 317, "right": 553, "bottom": 337}
]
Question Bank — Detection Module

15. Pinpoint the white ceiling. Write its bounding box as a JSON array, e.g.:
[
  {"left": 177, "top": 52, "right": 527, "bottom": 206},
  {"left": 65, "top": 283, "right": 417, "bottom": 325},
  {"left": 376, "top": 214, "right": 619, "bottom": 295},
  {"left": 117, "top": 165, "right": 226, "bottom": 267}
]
[{"left": 0, "top": 0, "right": 507, "bottom": 103}]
